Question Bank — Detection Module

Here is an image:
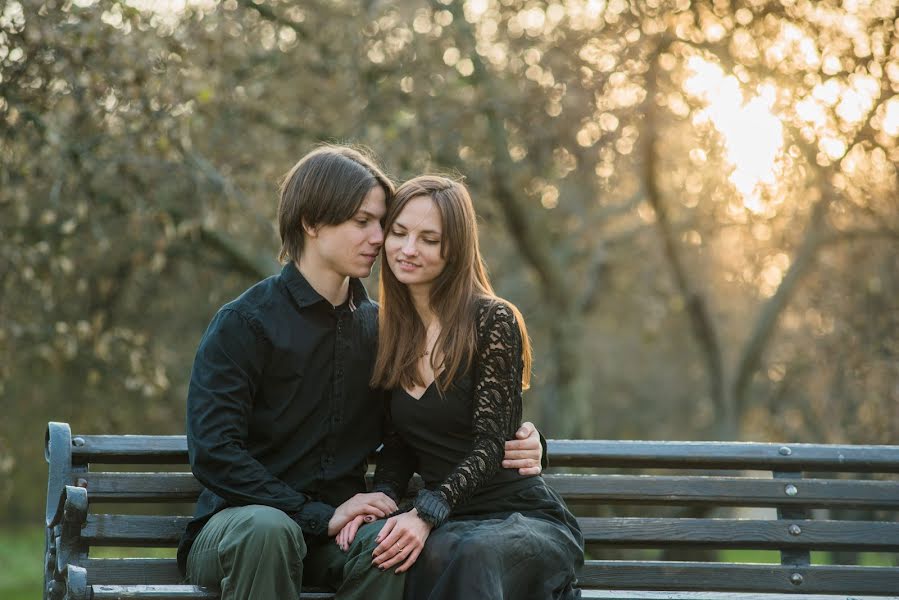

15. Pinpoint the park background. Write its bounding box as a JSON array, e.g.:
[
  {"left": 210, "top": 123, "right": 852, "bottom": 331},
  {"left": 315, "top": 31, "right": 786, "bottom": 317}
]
[{"left": 1, "top": 0, "right": 897, "bottom": 597}]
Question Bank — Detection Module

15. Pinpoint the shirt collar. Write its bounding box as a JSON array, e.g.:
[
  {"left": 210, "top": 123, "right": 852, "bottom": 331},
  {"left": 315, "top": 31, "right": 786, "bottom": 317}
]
[{"left": 281, "top": 262, "right": 370, "bottom": 311}]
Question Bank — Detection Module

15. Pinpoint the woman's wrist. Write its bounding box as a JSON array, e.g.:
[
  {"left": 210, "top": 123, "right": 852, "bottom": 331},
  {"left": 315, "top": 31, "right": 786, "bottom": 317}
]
[{"left": 413, "top": 489, "right": 450, "bottom": 529}]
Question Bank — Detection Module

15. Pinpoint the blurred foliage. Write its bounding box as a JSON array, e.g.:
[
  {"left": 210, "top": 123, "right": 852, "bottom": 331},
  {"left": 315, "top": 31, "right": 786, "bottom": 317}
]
[{"left": 1, "top": 0, "right": 897, "bottom": 523}]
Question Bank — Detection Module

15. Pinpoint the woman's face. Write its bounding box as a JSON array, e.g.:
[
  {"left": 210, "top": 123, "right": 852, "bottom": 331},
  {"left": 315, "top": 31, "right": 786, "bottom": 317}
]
[{"left": 385, "top": 195, "right": 447, "bottom": 291}]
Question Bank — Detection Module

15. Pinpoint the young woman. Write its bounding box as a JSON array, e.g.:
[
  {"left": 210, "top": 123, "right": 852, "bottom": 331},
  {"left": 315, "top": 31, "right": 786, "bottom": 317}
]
[{"left": 344, "top": 176, "right": 583, "bottom": 598}]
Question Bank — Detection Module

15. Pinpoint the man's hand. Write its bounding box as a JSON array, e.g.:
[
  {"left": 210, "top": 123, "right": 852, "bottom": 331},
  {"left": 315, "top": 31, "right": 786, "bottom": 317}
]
[
  {"left": 502, "top": 421, "right": 543, "bottom": 476},
  {"left": 371, "top": 509, "right": 432, "bottom": 573},
  {"left": 328, "top": 492, "right": 397, "bottom": 537}
]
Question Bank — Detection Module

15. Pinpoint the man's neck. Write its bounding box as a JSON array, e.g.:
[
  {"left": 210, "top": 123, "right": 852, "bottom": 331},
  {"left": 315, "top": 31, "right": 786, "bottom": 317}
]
[{"left": 295, "top": 258, "right": 350, "bottom": 307}]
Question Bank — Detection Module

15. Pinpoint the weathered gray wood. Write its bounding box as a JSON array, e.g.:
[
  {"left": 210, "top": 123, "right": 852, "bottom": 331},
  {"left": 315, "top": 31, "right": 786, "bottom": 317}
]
[
  {"left": 72, "top": 436, "right": 189, "bottom": 465},
  {"left": 545, "top": 474, "right": 899, "bottom": 509},
  {"left": 578, "top": 517, "right": 899, "bottom": 550},
  {"left": 47, "top": 425, "right": 899, "bottom": 599},
  {"left": 84, "top": 559, "right": 185, "bottom": 585},
  {"left": 79, "top": 472, "right": 899, "bottom": 509},
  {"left": 70, "top": 435, "right": 899, "bottom": 472},
  {"left": 83, "top": 515, "right": 192, "bottom": 546},
  {"left": 80, "top": 473, "right": 202, "bottom": 501},
  {"left": 579, "top": 593, "right": 899, "bottom": 600},
  {"left": 83, "top": 558, "right": 899, "bottom": 595},
  {"left": 547, "top": 440, "right": 899, "bottom": 472},
  {"left": 578, "top": 561, "right": 899, "bottom": 594},
  {"left": 90, "top": 585, "right": 218, "bottom": 599},
  {"left": 89, "top": 586, "right": 332, "bottom": 599}
]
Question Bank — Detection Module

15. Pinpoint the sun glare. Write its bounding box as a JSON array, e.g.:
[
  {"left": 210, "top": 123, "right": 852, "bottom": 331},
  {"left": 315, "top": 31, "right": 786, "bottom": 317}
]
[{"left": 684, "top": 57, "right": 784, "bottom": 213}]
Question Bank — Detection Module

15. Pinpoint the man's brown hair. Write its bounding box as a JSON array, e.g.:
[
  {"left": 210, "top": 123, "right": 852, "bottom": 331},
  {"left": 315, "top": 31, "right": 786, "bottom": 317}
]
[{"left": 278, "top": 145, "right": 394, "bottom": 264}]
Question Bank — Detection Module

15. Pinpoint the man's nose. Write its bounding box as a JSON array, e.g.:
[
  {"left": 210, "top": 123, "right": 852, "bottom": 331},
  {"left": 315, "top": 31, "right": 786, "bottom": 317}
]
[{"left": 370, "top": 223, "right": 384, "bottom": 246}]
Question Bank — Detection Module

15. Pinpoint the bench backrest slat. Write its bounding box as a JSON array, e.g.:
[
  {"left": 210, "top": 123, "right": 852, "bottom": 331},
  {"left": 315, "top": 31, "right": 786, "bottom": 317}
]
[
  {"left": 69, "top": 436, "right": 899, "bottom": 472},
  {"left": 578, "top": 562, "right": 899, "bottom": 595},
  {"left": 79, "top": 472, "right": 899, "bottom": 510},
  {"left": 578, "top": 517, "right": 899, "bottom": 550}
]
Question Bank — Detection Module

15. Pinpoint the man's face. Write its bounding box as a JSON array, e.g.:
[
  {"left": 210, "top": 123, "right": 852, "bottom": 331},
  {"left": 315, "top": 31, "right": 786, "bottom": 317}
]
[{"left": 308, "top": 185, "right": 387, "bottom": 279}]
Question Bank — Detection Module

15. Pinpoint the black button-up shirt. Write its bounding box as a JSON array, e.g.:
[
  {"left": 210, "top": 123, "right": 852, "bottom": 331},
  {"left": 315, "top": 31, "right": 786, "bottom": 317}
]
[{"left": 177, "top": 262, "right": 383, "bottom": 572}]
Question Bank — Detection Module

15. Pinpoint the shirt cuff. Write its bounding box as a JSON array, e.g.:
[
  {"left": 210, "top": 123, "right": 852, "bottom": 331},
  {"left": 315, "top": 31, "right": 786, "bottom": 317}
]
[
  {"left": 413, "top": 489, "right": 450, "bottom": 528},
  {"left": 291, "top": 501, "right": 335, "bottom": 536},
  {"left": 371, "top": 483, "right": 401, "bottom": 504}
]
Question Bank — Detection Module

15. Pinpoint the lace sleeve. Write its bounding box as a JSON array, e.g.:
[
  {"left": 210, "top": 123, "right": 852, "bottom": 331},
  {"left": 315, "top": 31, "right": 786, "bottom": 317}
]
[
  {"left": 413, "top": 302, "right": 523, "bottom": 527},
  {"left": 372, "top": 395, "right": 417, "bottom": 504}
]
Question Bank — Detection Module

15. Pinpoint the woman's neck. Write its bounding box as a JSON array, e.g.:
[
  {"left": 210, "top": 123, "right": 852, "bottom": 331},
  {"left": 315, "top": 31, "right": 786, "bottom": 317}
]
[{"left": 408, "top": 283, "right": 435, "bottom": 328}]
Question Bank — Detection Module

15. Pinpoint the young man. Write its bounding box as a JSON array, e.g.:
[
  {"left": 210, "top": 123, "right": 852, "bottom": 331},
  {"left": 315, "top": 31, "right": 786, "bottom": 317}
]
[{"left": 178, "top": 145, "right": 544, "bottom": 600}]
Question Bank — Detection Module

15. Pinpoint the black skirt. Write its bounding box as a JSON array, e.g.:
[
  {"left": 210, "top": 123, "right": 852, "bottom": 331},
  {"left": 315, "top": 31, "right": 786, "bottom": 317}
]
[{"left": 404, "top": 478, "right": 584, "bottom": 600}]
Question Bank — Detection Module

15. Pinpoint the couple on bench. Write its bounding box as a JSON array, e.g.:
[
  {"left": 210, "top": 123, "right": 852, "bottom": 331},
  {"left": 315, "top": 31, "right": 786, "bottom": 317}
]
[{"left": 178, "top": 145, "right": 585, "bottom": 599}]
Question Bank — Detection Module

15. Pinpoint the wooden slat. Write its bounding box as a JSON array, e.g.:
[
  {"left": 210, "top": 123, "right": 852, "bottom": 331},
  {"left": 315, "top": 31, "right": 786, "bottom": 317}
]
[
  {"left": 81, "top": 473, "right": 202, "bottom": 501},
  {"left": 83, "top": 515, "right": 192, "bottom": 546},
  {"left": 580, "top": 593, "right": 899, "bottom": 600},
  {"left": 578, "top": 561, "right": 899, "bottom": 594},
  {"left": 90, "top": 585, "right": 332, "bottom": 599},
  {"left": 548, "top": 440, "right": 899, "bottom": 472},
  {"left": 82, "top": 558, "right": 899, "bottom": 594},
  {"left": 579, "top": 517, "right": 899, "bottom": 550},
  {"left": 73, "top": 436, "right": 189, "bottom": 464},
  {"left": 77, "top": 472, "right": 899, "bottom": 508},
  {"left": 83, "top": 514, "right": 899, "bottom": 552},
  {"left": 90, "top": 585, "right": 218, "bottom": 599},
  {"left": 545, "top": 474, "right": 899, "bottom": 509},
  {"left": 72, "top": 434, "right": 899, "bottom": 473},
  {"left": 88, "top": 587, "right": 899, "bottom": 600},
  {"left": 85, "top": 559, "right": 190, "bottom": 585}
]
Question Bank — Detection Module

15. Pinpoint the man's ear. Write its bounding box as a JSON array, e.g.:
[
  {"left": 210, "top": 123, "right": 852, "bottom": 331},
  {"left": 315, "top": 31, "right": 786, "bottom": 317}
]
[{"left": 302, "top": 220, "right": 318, "bottom": 238}]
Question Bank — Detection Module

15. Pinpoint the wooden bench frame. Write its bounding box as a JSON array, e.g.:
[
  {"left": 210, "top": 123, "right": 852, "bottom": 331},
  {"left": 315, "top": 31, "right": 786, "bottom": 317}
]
[{"left": 44, "top": 421, "right": 899, "bottom": 599}]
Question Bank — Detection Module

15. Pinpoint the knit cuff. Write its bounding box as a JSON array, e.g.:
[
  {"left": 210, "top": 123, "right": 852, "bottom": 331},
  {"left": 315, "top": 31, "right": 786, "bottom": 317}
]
[{"left": 413, "top": 489, "right": 450, "bottom": 528}]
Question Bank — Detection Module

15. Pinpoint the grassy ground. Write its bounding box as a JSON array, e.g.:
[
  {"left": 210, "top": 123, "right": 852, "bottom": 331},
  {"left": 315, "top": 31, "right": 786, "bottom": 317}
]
[{"left": 0, "top": 526, "right": 43, "bottom": 600}]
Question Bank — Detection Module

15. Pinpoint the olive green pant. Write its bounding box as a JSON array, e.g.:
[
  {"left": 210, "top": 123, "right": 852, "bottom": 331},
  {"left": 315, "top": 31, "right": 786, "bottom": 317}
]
[{"left": 186, "top": 505, "right": 405, "bottom": 600}]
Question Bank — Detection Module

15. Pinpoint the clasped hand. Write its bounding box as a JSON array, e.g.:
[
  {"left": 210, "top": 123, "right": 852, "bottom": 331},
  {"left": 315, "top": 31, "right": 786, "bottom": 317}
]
[
  {"left": 327, "top": 492, "right": 397, "bottom": 537},
  {"left": 369, "top": 509, "right": 432, "bottom": 573}
]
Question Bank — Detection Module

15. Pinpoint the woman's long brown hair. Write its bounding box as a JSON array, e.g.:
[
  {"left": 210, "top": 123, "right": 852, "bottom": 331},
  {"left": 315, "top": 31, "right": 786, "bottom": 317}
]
[{"left": 371, "top": 176, "right": 532, "bottom": 394}]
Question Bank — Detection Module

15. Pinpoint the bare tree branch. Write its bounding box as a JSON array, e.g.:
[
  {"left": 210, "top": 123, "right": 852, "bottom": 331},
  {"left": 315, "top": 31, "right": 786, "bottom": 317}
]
[
  {"left": 439, "top": 0, "right": 569, "bottom": 310},
  {"left": 642, "top": 40, "right": 731, "bottom": 434}
]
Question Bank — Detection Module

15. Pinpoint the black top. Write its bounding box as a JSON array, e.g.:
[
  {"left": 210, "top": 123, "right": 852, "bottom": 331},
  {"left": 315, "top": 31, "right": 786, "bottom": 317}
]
[
  {"left": 177, "top": 262, "right": 383, "bottom": 572},
  {"left": 373, "top": 300, "right": 536, "bottom": 526}
]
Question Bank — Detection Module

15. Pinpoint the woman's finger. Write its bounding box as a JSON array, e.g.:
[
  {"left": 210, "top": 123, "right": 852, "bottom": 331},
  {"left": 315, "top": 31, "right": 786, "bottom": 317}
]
[
  {"left": 373, "top": 525, "right": 401, "bottom": 557},
  {"left": 378, "top": 540, "right": 413, "bottom": 570},
  {"left": 395, "top": 545, "right": 422, "bottom": 574},
  {"left": 344, "top": 516, "right": 363, "bottom": 549}
]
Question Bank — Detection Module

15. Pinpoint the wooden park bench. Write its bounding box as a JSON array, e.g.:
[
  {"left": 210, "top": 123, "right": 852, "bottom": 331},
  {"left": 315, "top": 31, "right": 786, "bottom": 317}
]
[{"left": 44, "top": 421, "right": 899, "bottom": 600}]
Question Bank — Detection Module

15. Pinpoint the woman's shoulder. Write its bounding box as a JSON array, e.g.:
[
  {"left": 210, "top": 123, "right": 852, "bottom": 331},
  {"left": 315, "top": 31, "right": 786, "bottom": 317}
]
[{"left": 473, "top": 296, "right": 519, "bottom": 333}]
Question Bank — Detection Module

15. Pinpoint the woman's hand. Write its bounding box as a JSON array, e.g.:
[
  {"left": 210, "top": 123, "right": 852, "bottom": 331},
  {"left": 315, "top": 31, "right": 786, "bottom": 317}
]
[
  {"left": 371, "top": 509, "right": 432, "bottom": 573},
  {"left": 335, "top": 514, "right": 377, "bottom": 552}
]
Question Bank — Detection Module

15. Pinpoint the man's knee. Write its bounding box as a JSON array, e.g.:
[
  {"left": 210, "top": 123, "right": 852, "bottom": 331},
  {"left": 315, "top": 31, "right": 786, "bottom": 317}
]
[
  {"left": 231, "top": 505, "right": 307, "bottom": 558},
  {"left": 214, "top": 505, "right": 306, "bottom": 564}
]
